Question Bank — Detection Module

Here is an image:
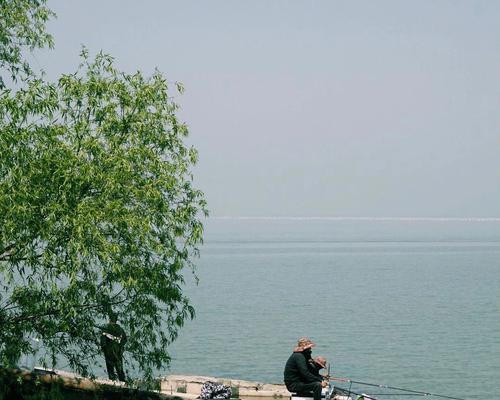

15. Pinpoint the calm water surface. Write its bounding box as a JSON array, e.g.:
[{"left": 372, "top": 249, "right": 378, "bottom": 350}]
[{"left": 168, "top": 219, "right": 499, "bottom": 400}]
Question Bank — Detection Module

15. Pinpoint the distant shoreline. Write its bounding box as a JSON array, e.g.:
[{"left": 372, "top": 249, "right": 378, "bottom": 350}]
[{"left": 211, "top": 216, "right": 500, "bottom": 222}]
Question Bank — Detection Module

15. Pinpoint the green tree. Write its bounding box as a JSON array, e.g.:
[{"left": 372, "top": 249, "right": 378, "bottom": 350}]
[
  {"left": 0, "top": 1, "right": 207, "bottom": 382},
  {"left": 0, "top": 0, "right": 55, "bottom": 87}
]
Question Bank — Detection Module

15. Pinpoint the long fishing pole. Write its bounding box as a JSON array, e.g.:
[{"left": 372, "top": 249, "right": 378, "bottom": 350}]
[
  {"left": 329, "top": 377, "right": 467, "bottom": 400},
  {"left": 363, "top": 394, "right": 426, "bottom": 396},
  {"left": 332, "top": 384, "right": 376, "bottom": 400},
  {"left": 334, "top": 385, "right": 436, "bottom": 399}
]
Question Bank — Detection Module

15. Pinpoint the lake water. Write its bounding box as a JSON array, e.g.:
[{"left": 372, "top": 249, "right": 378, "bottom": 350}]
[{"left": 167, "top": 218, "right": 500, "bottom": 400}]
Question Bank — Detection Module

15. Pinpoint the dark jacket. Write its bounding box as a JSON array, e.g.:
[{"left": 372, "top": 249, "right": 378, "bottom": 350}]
[
  {"left": 284, "top": 351, "right": 323, "bottom": 387},
  {"left": 100, "top": 322, "right": 127, "bottom": 359}
]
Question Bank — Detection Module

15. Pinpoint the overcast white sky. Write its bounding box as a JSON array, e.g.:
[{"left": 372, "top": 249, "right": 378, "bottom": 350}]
[{"left": 39, "top": 1, "right": 500, "bottom": 218}]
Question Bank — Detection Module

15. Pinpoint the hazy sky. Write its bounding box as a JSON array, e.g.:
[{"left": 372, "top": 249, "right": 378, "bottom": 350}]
[{"left": 39, "top": 1, "right": 500, "bottom": 217}]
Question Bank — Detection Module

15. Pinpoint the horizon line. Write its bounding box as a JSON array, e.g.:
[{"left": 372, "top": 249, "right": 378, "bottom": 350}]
[{"left": 210, "top": 216, "right": 500, "bottom": 222}]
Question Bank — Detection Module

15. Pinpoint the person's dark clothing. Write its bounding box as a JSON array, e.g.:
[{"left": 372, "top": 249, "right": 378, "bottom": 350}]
[
  {"left": 284, "top": 351, "right": 323, "bottom": 400},
  {"left": 100, "top": 322, "right": 127, "bottom": 382},
  {"left": 284, "top": 351, "right": 323, "bottom": 385},
  {"left": 287, "top": 381, "right": 323, "bottom": 400},
  {"left": 104, "top": 353, "right": 125, "bottom": 382},
  {"left": 302, "top": 348, "right": 313, "bottom": 363}
]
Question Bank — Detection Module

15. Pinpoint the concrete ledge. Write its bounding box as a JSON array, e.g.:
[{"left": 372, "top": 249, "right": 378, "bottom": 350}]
[{"left": 161, "top": 375, "right": 291, "bottom": 398}]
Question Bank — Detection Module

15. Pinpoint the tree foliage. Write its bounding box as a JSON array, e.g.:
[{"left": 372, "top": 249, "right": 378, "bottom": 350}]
[
  {"left": 0, "top": 0, "right": 55, "bottom": 87},
  {"left": 0, "top": 1, "right": 207, "bottom": 382}
]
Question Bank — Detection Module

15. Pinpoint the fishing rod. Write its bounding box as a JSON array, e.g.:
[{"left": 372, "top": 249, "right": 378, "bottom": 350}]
[
  {"left": 331, "top": 384, "right": 376, "bottom": 400},
  {"left": 329, "top": 377, "right": 467, "bottom": 400},
  {"left": 333, "top": 385, "right": 446, "bottom": 400},
  {"left": 335, "top": 388, "right": 428, "bottom": 396},
  {"left": 358, "top": 394, "right": 426, "bottom": 396}
]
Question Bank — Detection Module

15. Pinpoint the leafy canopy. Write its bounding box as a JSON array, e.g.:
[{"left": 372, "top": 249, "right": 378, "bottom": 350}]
[
  {"left": 0, "top": 0, "right": 207, "bottom": 382},
  {"left": 0, "top": 0, "right": 55, "bottom": 87}
]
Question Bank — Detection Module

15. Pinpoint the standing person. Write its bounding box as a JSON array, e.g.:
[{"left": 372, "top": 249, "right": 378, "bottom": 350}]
[
  {"left": 284, "top": 337, "right": 327, "bottom": 400},
  {"left": 100, "top": 312, "right": 127, "bottom": 382}
]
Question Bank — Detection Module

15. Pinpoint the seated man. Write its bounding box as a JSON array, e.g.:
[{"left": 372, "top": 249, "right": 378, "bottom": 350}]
[{"left": 284, "top": 338, "right": 327, "bottom": 400}]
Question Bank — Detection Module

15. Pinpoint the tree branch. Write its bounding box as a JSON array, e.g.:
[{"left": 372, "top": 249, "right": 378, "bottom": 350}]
[
  {"left": 7, "top": 294, "right": 128, "bottom": 325},
  {"left": 0, "top": 242, "right": 17, "bottom": 261}
]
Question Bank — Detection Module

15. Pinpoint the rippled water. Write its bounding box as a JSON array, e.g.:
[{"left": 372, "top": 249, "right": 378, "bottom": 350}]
[{"left": 167, "top": 219, "right": 499, "bottom": 400}]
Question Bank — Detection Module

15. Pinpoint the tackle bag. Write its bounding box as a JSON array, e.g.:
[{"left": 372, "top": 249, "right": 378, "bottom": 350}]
[{"left": 199, "top": 381, "right": 232, "bottom": 400}]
